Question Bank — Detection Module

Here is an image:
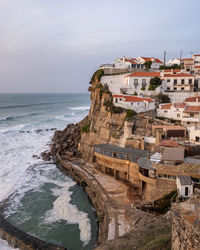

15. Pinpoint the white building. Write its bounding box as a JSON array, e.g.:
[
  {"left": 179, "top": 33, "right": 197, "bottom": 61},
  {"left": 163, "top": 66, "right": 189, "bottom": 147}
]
[
  {"left": 163, "top": 70, "right": 194, "bottom": 92},
  {"left": 166, "top": 58, "right": 181, "bottom": 66},
  {"left": 176, "top": 175, "right": 193, "bottom": 198},
  {"left": 114, "top": 56, "right": 144, "bottom": 69},
  {"left": 157, "top": 96, "right": 200, "bottom": 131},
  {"left": 137, "top": 57, "right": 163, "bottom": 69},
  {"left": 125, "top": 72, "right": 162, "bottom": 91},
  {"left": 113, "top": 94, "right": 155, "bottom": 113}
]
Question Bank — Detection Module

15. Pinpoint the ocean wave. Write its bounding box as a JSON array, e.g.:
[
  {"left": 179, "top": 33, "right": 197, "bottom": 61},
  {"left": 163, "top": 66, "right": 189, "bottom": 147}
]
[
  {"left": 0, "top": 112, "right": 40, "bottom": 122},
  {"left": 69, "top": 106, "right": 90, "bottom": 111},
  {"left": 0, "top": 102, "right": 53, "bottom": 110},
  {"left": 45, "top": 184, "right": 91, "bottom": 246}
]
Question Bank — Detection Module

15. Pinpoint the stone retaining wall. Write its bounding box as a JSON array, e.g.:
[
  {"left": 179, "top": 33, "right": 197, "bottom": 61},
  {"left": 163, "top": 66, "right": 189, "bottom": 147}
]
[{"left": 0, "top": 203, "right": 66, "bottom": 250}]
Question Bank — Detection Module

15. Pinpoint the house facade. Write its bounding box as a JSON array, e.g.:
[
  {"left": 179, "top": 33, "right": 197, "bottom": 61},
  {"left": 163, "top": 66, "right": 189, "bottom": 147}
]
[
  {"left": 113, "top": 94, "right": 155, "bottom": 113},
  {"left": 137, "top": 57, "right": 163, "bottom": 69}
]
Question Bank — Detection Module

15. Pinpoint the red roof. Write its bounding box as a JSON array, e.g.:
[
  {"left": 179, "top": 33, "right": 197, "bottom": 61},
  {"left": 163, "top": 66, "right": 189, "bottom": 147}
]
[
  {"left": 159, "top": 140, "right": 178, "bottom": 148},
  {"left": 195, "top": 66, "right": 200, "bottom": 68},
  {"left": 154, "top": 58, "right": 163, "bottom": 63},
  {"left": 164, "top": 69, "right": 181, "bottom": 73},
  {"left": 127, "top": 72, "right": 161, "bottom": 77},
  {"left": 185, "top": 106, "right": 200, "bottom": 112},
  {"left": 160, "top": 103, "right": 172, "bottom": 109},
  {"left": 174, "top": 103, "right": 186, "bottom": 108},
  {"left": 164, "top": 73, "right": 194, "bottom": 77},
  {"left": 124, "top": 96, "right": 154, "bottom": 103},
  {"left": 113, "top": 94, "right": 124, "bottom": 98},
  {"left": 181, "top": 58, "right": 194, "bottom": 61},
  {"left": 113, "top": 94, "right": 154, "bottom": 103},
  {"left": 185, "top": 96, "right": 200, "bottom": 102},
  {"left": 194, "top": 54, "right": 200, "bottom": 56}
]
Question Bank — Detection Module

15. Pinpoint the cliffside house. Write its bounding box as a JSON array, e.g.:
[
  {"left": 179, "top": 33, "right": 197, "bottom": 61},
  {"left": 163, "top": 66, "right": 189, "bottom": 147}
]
[
  {"left": 113, "top": 94, "right": 155, "bottom": 113},
  {"left": 152, "top": 125, "right": 186, "bottom": 141},
  {"left": 93, "top": 143, "right": 200, "bottom": 202},
  {"left": 163, "top": 71, "right": 194, "bottom": 92},
  {"left": 114, "top": 56, "right": 144, "bottom": 69},
  {"left": 157, "top": 96, "right": 200, "bottom": 130},
  {"left": 176, "top": 175, "right": 193, "bottom": 198},
  {"left": 137, "top": 56, "right": 163, "bottom": 69},
  {"left": 125, "top": 72, "right": 162, "bottom": 92}
]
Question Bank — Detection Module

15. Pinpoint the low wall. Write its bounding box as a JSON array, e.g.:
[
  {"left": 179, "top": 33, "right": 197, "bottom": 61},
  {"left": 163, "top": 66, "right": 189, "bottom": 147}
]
[
  {"left": 0, "top": 202, "right": 66, "bottom": 250},
  {"left": 56, "top": 153, "right": 109, "bottom": 246}
]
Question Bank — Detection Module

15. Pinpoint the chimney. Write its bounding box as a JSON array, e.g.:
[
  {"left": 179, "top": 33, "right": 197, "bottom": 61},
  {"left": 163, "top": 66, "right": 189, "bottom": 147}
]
[{"left": 123, "top": 56, "right": 125, "bottom": 62}]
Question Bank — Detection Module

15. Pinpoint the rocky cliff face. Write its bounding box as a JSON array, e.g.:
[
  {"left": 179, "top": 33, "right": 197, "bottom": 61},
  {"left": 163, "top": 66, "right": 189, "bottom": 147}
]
[{"left": 79, "top": 79, "right": 127, "bottom": 161}]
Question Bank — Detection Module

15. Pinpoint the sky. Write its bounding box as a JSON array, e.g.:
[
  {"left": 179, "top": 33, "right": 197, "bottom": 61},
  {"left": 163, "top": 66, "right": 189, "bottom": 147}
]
[{"left": 0, "top": 0, "right": 200, "bottom": 93}]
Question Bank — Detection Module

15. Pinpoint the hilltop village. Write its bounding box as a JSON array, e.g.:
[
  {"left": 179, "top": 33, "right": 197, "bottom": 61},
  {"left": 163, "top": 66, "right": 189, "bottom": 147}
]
[{"left": 44, "top": 55, "right": 200, "bottom": 249}]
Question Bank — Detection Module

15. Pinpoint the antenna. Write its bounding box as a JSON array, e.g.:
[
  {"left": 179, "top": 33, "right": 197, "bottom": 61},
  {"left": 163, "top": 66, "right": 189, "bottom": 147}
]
[{"left": 164, "top": 51, "right": 166, "bottom": 67}]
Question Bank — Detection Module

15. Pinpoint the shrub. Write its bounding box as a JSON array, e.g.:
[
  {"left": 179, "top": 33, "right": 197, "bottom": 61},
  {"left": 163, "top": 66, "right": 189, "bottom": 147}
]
[
  {"left": 90, "top": 69, "right": 104, "bottom": 83},
  {"left": 141, "top": 87, "right": 145, "bottom": 90},
  {"left": 148, "top": 85, "right": 157, "bottom": 91},
  {"left": 133, "top": 91, "right": 138, "bottom": 96},
  {"left": 82, "top": 121, "right": 91, "bottom": 133},
  {"left": 144, "top": 61, "right": 152, "bottom": 69},
  {"left": 126, "top": 109, "right": 137, "bottom": 119},
  {"left": 150, "top": 76, "right": 162, "bottom": 87},
  {"left": 157, "top": 93, "right": 170, "bottom": 103}
]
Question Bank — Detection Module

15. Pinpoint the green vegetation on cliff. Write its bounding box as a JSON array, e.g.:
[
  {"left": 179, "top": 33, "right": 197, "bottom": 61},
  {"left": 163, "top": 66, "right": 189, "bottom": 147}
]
[{"left": 90, "top": 69, "right": 104, "bottom": 83}]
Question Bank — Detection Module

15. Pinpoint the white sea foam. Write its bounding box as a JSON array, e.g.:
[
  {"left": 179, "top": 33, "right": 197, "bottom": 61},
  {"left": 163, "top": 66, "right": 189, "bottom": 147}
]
[
  {"left": 45, "top": 184, "right": 91, "bottom": 246},
  {"left": 70, "top": 106, "right": 90, "bottom": 111},
  {"left": 0, "top": 239, "right": 18, "bottom": 250}
]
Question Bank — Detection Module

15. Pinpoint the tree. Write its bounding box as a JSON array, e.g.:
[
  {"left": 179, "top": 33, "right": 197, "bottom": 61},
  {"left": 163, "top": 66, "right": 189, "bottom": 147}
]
[
  {"left": 150, "top": 76, "right": 162, "bottom": 86},
  {"left": 144, "top": 61, "right": 152, "bottom": 69},
  {"left": 157, "top": 93, "right": 170, "bottom": 103}
]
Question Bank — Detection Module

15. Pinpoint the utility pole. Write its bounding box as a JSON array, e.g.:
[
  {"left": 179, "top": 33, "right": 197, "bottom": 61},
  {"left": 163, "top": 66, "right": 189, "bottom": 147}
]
[
  {"left": 180, "top": 50, "right": 182, "bottom": 67},
  {"left": 180, "top": 50, "right": 182, "bottom": 60},
  {"left": 164, "top": 51, "right": 166, "bottom": 67}
]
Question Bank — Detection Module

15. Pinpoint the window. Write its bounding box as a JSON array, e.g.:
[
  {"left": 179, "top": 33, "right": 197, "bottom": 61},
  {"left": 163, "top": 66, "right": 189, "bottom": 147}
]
[
  {"left": 174, "top": 79, "right": 177, "bottom": 84},
  {"left": 185, "top": 187, "right": 189, "bottom": 196},
  {"left": 181, "top": 79, "right": 185, "bottom": 84},
  {"left": 131, "top": 103, "right": 133, "bottom": 105},
  {"left": 189, "top": 79, "right": 192, "bottom": 84},
  {"left": 196, "top": 136, "right": 200, "bottom": 142},
  {"left": 177, "top": 114, "right": 180, "bottom": 117},
  {"left": 167, "top": 79, "right": 170, "bottom": 82},
  {"left": 167, "top": 87, "right": 170, "bottom": 90},
  {"left": 187, "top": 122, "right": 190, "bottom": 124},
  {"left": 174, "top": 87, "right": 177, "bottom": 90},
  {"left": 181, "top": 87, "right": 184, "bottom": 90},
  {"left": 164, "top": 110, "right": 168, "bottom": 113},
  {"left": 190, "top": 113, "right": 194, "bottom": 117},
  {"left": 134, "top": 79, "right": 138, "bottom": 88},
  {"left": 142, "top": 79, "right": 146, "bottom": 88}
]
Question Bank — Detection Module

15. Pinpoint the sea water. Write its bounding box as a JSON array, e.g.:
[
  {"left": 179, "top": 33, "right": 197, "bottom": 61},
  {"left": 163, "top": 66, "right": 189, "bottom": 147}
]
[{"left": 0, "top": 93, "right": 97, "bottom": 250}]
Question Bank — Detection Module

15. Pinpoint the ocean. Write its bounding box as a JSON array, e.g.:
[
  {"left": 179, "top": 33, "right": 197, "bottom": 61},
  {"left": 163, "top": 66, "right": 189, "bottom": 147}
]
[{"left": 0, "top": 93, "right": 98, "bottom": 250}]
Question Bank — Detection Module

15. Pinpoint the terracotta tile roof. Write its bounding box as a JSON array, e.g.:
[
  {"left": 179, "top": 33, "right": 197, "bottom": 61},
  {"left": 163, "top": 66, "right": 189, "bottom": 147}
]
[
  {"left": 154, "top": 58, "right": 163, "bottom": 63},
  {"left": 181, "top": 58, "right": 194, "bottom": 61},
  {"left": 194, "top": 54, "right": 200, "bottom": 56},
  {"left": 127, "top": 72, "right": 161, "bottom": 78},
  {"left": 195, "top": 65, "right": 200, "bottom": 68},
  {"left": 160, "top": 103, "right": 172, "bottom": 109},
  {"left": 124, "top": 96, "right": 154, "bottom": 103},
  {"left": 185, "top": 106, "right": 200, "bottom": 112},
  {"left": 141, "top": 57, "right": 153, "bottom": 62},
  {"left": 152, "top": 125, "right": 186, "bottom": 130},
  {"left": 113, "top": 94, "right": 154, "bottom": 103},
  {"left": 164, "top": 73, "right": 194, "bottom": 77},
  {"left": 174, "top": 103, "right": 186, "bottom": 108},
  {"left": 185, "top": 96, "right": 200, "bottom": 102},
  {"left": 113, "top": 94, "right": 124, "bottom": 98},
  {"left": 164, "top": 69, "right": 181, "bottom": 73},
  {"left": 159, "top": 140, "right": 178, "bottom": 148}
]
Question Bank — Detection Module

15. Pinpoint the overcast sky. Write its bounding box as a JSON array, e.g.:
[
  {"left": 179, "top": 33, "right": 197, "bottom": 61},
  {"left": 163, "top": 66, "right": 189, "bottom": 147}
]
[{"left": 0, "top": 0, "right": 200, "bottom": 93}]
